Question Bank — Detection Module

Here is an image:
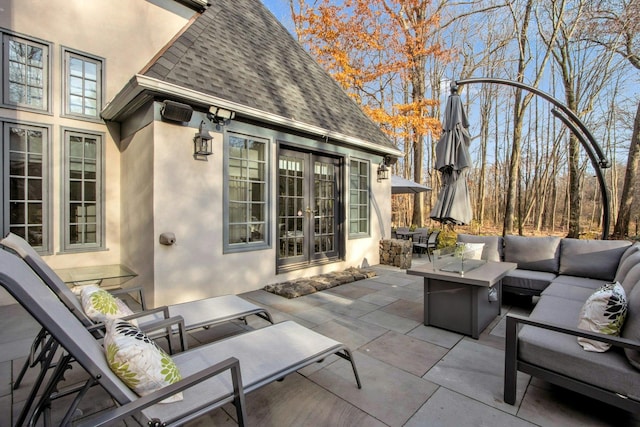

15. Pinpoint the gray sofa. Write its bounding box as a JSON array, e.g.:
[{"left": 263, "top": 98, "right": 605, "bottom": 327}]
[{"left": 457, "top": 234, "right": 640, "bottom": 412}]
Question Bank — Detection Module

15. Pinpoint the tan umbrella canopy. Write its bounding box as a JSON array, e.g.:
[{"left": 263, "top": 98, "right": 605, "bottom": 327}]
[
  {"left": 430, "top": 84, "right": 473, "bottom": 225},
  {"left": 391, "top": 175, "right": 431, "bottom": 194}
]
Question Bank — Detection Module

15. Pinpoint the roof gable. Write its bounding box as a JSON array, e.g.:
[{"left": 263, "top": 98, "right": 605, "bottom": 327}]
[{"left": 142, "top": 0, "right": 395, "bottom": 150}]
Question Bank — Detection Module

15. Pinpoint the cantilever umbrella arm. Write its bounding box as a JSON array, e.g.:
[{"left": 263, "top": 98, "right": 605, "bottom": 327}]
[{"left": 455, "top": 77, "right": 611, "bottom": 239}]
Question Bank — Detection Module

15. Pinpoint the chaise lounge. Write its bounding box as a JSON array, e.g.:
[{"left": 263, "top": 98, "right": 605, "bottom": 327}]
[{"left": 0, "top": 246, "right": 362, "bottom": 426}]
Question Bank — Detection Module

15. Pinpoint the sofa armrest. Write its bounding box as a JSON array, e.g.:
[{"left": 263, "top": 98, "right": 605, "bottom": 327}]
[
  {"left": 506, "top": 314, "right": 640, "bottom": 351},
  {"left": 504, "top": 314, "right": 640, "bottom": 406}
]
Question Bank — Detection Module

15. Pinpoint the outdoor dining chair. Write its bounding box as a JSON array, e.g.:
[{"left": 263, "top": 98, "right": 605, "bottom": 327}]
[{"left": 413, "top": 230, "right": 440, "bottom": 260}]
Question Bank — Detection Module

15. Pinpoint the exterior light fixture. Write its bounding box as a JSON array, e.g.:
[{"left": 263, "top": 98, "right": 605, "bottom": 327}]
[
  {"left": 161, "top": 100, "right": 193, "bottom": 122},
  {"left": 207, "top": 106, "right": 236, "bottom": 130},
  {"left": 377, "top": 161, "right": 390, "bottom": 181},
  {"left": 194, "top": 121, "right": 214, "bottom": 160}
]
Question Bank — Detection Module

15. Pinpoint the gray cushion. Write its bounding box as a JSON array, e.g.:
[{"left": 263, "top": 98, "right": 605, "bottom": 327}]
[
  {"left": 551, "top": 275, "right": 608, "bottom": 291},
  {"left": 615, "top": 250, "right": 640, "bottom": 284},
  {"left": 622, "top": 274, "right": 640, "bottom": 370},
  {"left": 619, "top": 243, "right": 640, "bottom": 266},
  {"left": 622, "top": 264, "right": 640, "bottom": 296},
  {"left": 541, "top": 282, "right": 598, "bottom": 302},
  {"left": 456, "top": 234, "right": 503, "bottom": 262},
  {"left": 519, "top": 295, "right": 640, "bottom": 399},
  {"left": 502, "top": 269, "right": 556, "bottom": 293},
  {"left": 504, "top": 235, "right": 561, "bottom": 273},
  {"left": 559, "top": 238, "right": 631, "bottom": 281}
]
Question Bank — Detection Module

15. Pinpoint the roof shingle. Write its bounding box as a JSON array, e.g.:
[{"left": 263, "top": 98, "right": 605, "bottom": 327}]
[{"left": 143, "top": 0, "right": 395, "bottom": 150}]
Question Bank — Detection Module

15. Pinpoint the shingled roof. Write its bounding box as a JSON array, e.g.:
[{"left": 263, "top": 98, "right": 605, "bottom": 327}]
[{"left": 141, "top": 0, "right": 396, "bottom": 151}]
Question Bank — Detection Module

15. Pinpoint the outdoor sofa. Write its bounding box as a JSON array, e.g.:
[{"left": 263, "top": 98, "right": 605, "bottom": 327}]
[{"left": 457, "top": 234, "right": 640, "bottom": 412}]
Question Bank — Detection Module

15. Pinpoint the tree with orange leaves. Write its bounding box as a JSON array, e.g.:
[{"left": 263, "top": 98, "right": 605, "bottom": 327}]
[{"left": 290, "top": 0, "right": 450, "bottom": 226}]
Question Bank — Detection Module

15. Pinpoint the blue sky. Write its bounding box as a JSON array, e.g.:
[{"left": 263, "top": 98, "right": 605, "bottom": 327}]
[{"left": 262, "top": 0, "right": 295, "bottom": 31}]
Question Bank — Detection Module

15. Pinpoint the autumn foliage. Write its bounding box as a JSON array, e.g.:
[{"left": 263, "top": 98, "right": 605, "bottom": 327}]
[{"left": 291, "top": 0, "right": 447, "bottom": 142}]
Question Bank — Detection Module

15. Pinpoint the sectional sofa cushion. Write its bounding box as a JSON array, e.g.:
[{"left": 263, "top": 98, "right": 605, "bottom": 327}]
[
  {"left": 622, "top": 280, "right": 640, "bottom": 370},
  {"left": 577, "top": 282, "right": 628, "bottom": 352},
  {"left": 504, "top": 235, "right": 561, "bottom": 273},
  {"left": 619, "top": 243, "right": 640, "bottom": 266},
  {"left": 541, "top": 282, "right": 596, "bottom": 302},
  {"left": 615, "top": 251, "right": 640, "bottom": 285},
  {"left": 559, "top": 238, "right": 631, "bottom": 281},
  {"left": 551, "top": 275, "right": 608, "bottom": 291},
  {"left": 519, "top": 294, "right": 640, "bottom": 400},
  {"left": 621, "top": 264, "right": 640, "bottom": 296},
  {"left": 456, "top": 234, "right": 503, "bottom": 262},
  {"left": 502, "top": 269, "right": 557, "bottom": 293}
]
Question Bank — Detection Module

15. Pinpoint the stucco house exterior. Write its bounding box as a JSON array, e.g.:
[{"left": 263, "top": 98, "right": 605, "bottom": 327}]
[{"left": 0, "top": 0, "right": 400, "bottom": 307}]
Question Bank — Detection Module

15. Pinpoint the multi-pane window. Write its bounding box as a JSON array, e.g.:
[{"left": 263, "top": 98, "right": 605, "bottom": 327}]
[
  {"left": 64, "top": 50, "right": 102, "bottom": 118},
  {"left": 226, "top": 133, "right": 268, "bottom": 250},
  {"left": 6, "top": 124, "right": 48, "bottom": 250},
  {"left": 63, "top": 130, "right": 102, "bottom": 250},
  {"left": 3, "top": 34, "right": 48, "bottom": 110},
  {"left": 349, "top": 159, "right": 370, "bottom": 236}
]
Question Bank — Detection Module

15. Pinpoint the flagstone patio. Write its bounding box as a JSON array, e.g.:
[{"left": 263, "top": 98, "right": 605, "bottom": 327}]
[{"left": 1, "top": 257, "right": 639, "bottom": 426}]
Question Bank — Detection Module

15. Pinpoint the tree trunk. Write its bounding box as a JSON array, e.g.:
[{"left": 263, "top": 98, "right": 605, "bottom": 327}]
[{"left": 613, "top": 100, "right": 640, "bottom": 238}]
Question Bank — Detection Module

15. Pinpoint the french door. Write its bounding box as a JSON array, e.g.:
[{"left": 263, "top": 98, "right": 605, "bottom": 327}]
[{"left": 277, "top": 148, "right": 342, "bottom": 271}]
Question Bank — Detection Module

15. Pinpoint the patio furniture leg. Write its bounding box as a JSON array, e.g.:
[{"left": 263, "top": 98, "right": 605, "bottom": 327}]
[
  {"left": 504, "top": 315, "right": 518, "bottom": 404},
  {"left": 14, "top": 327, "right": 48, "bottom": 389},
  {"left": 15, "top": 336, "right": 59, "bottom": 427},
  {"left": 335, "top": 348, "right": 362, "bottom": 389}
]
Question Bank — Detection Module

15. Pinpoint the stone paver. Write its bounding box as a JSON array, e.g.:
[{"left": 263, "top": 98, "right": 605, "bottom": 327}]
[{"left": 0, "top": 258, "right": 634, "bottom": 426}]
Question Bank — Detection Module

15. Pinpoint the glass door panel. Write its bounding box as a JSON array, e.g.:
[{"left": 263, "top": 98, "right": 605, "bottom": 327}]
[{"left": 277, "top": 148, "right": 341, "bottom": 270}]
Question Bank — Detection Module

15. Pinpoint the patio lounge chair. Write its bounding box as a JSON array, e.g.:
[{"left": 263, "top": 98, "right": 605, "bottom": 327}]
[
  {"left": 1, "top": 232, "right": 273, "bottom": 421},
  {"left": 0, "top": 247, "right": 362, "bottom": 426},
  {"left": 1, "top": 233, "right": 273, "bottom": 334}
]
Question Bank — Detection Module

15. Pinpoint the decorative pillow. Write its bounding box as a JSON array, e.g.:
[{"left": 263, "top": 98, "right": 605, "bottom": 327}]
[
  {"left": 577, "top": 282, "right": 627, "bottom": 352},
  {"left": 104, "top": 319, "right": 183, "bottom": 403},
  {"left": 81, "top": 285, "right": 135, "bottom": 323},
  {"left": 457, "top": 234, "right": 503, "bottom": 262},
  {"left": 463, "top": 243, "right": 485, "bottom": 260}
]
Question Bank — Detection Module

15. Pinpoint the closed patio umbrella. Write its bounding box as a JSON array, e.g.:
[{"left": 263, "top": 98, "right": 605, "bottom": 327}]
[{"left": 430, "top": 84, "right": 473, "bottom": 225}]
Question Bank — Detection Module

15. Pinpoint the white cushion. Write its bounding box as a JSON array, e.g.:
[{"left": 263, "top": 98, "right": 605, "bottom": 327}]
[
  {"left": 81, "top": 285, "right": 134, "bottom": 323},
  {"left": 577, "top": 282, "right": 628, "bottom": 352},
  {"left": 104, "top": 319, "right": 183, "bottom": 403},
  {"left": 463, "top": 243, "right": 485, "bottom": 260}
]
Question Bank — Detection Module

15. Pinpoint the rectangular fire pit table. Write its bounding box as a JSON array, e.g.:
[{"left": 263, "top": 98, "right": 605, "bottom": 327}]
[{"left": 407, "top": 260, "right": 517, "bottom": 338}]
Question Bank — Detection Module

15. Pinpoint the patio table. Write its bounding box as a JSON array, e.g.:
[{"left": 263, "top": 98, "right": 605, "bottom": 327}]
[{"left": 407, "top": 260, "right": 517, "bottom": 338}]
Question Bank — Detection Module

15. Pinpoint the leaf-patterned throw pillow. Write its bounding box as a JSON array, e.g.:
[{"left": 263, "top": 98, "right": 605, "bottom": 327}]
[
  {"left": 80, "top": 285, "right": 135, "bottom": 323},
  {"left": 577, "top": 282, "right": 628, "bottom": 352},
  {"left": 104, "top": 319, "right": 183, "bottom": 403}
]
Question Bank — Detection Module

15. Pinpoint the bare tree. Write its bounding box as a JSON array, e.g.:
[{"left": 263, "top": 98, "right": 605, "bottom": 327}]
[{"left": 583, "top": 0, "right": 640, "bottom": 238}]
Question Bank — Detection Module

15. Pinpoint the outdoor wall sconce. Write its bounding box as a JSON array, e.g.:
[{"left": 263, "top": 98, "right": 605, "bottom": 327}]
[
  {"left": 194, "top": 121, "right": 214, "bottom": 160},
  {"left": 207, "top": 105, "right": 236, "bottom": 130},
  {"left": 377, "top": 161, "right": 390, "bottom": 181}
]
